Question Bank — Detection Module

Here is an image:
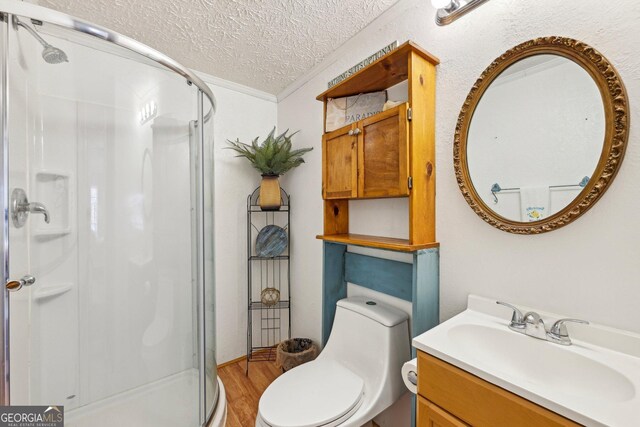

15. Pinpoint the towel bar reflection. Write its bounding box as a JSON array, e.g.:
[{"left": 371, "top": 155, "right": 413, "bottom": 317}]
[{"left": 490, "top": 176, "right": 589, "bottom": 204}]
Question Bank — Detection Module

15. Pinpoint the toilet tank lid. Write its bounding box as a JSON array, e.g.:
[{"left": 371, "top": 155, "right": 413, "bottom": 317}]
[{"left": 337, "top": 297, "right": 408, "bottom": 327}]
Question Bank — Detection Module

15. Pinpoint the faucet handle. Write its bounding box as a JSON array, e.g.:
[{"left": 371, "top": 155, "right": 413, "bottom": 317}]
[
  {"left": 547, "top": 318, "right": 589, "bottom": 345},
  {"left": 496, "top": 301, "right": 525, "bottom": 330},
  {"left": 549, "top": 318, "right": 589, "bottom": 337}
]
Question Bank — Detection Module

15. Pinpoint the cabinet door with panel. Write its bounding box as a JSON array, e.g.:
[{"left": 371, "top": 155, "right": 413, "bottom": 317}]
[
  {"left": 418, "top": 396, "right": 469, "bottom": 427},
  {"left": 323, "top": 124, "right": 358, "bottom": 199},
  {"left": 358, "top": 103, "right": 409, "bottom": 198}
]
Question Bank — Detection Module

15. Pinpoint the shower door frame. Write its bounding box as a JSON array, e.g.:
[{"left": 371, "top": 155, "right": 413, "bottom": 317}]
[{"left": 0, "top": 1, "right": 217, "bottom": 425}]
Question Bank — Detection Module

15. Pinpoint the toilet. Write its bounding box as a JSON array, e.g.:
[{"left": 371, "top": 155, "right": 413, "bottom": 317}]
[{"left": 256, "top": 296, "right": 410, "bottom": 427}]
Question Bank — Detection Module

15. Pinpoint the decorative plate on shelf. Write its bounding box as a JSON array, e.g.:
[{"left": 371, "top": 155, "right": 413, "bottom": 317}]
[{"left": 256, "top": 225, "right": 288, "bottom": 257}]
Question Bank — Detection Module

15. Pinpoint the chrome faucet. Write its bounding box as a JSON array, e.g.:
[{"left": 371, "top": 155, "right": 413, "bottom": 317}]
[
  {"left": 496, "top": 301, "right": 589, "bottom": 346},
  {"left": 522, "top": 311, "right": 547, "bottom": 340}
]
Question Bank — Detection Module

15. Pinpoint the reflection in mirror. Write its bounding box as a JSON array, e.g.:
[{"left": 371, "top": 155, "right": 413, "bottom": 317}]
[{"left": 467, "top": 54, "right": 605, "bottom": 222}]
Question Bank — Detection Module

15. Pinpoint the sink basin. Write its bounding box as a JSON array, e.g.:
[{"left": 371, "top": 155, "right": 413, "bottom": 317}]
[
  {"left": 412, "top": 295, "right": 640, "bottom": 427},
  {"left": 447, "top": 323, "right": 635, "bottom": 402}
]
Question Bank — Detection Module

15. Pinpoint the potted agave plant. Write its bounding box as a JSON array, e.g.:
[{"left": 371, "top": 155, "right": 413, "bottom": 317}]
[{"left": 227, "top": 127, "right": 313, "bottom": 210}]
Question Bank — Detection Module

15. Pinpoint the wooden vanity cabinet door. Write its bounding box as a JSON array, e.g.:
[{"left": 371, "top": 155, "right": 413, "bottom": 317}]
[
  {"left": 323, "top": 124, "right": 358, "bottom": 199},
  {"left": 417, "top": 351, "right": 581, "bottom": 427},
  {"left": 357, "top": 103, "right": 409, "bottom": 198},
  {"left": 418, "top": 396, "right": 470, "bottom": 427}
]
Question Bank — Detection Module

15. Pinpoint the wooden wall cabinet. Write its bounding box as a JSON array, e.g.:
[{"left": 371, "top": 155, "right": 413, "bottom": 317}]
[
  {"left": 323, "top": 103, "right": 409, "bottom": 200},
  {"left": 317, "top": 41, "right": 439, "bottom": 251},
  {"left": 359, "top": 103, "right": 409, "bottom": 198},
  {"left": 417, "top": 351, "right": 581, "bottom": 427},
  {"left": 323, "top": 124, "right": 358, "bottom": 199}
]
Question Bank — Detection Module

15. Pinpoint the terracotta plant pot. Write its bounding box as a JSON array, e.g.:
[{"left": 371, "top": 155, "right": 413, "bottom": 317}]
[{"left": 259, "top": 174, "right": 281, "bottom": 211}]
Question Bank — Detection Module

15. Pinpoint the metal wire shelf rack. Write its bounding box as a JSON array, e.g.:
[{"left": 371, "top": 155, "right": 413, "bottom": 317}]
[{"left": 246, "top": 187, "right": 291, "bottom": 374}]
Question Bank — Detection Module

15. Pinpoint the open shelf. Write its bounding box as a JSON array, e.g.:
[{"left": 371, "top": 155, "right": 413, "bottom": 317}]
[
  {"left": 249, "top": 300, "right": 290, "bottom": 310},
  {"left": 246, "top": 186, "right": 291, "bottom": 374},
  {"left": 247, "top": 346, "right": 277, "bottom": 362},
  {"left": 316, "top": 233, "right": 439, "bottom": 252},
  {"left": 249, "top": 255, "right": 289, "bottom": 261},
  {"left": 316, "top": 41, "right": 439, "bottom": 101}
]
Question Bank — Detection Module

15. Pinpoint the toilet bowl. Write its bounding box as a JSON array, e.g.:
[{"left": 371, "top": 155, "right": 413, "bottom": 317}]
[{"left": 256, "top": 296, "right": 410, "bottom": 427}]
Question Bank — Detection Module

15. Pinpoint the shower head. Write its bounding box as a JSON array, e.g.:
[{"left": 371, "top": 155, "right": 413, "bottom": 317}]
[
  {"left": 41, "top": 45, "right": 68, "bottom": 64},
  {"left": 14, "top": 18, "right": 68, "bottom": 64}
]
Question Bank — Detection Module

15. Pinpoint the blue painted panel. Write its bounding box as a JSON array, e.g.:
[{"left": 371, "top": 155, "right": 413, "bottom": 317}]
[
  {"left": 344, "top": 252, "right": 413, "bottom": 302},
  {"left": 412, "top": 248, "right": 440, "bottom": 353},
  {"left": 410, "top": 248, "right": 439, "bottom": 427},
  {"left": 322, "top": 242, "right": 347, "bottom": 345}
]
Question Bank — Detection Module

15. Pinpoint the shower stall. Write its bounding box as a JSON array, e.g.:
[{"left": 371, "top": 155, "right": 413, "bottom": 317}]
[{"left": 0, "top": 2, "right": 222, "bottom": 426}]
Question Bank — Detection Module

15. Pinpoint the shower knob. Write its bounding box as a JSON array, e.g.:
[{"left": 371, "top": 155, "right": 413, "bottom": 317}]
[
  {"left": 11, "top": 188, "right": 50, "bottom": 228},
  {"left": 5, "top": 275, "right": 36, "bottom": 292}
]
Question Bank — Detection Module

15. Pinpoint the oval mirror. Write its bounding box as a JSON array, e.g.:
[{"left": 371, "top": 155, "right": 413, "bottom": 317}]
[{"left": 454, "top": 37, "right": 629, "bottom": 234}]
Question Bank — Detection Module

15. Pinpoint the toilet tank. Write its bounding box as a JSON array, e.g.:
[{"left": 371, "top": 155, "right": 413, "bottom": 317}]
[{"left": 319, "top": 297, "right": 411, "bottom": 408}]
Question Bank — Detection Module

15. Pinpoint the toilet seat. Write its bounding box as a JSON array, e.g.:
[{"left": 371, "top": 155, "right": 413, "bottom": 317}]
[{"left": 258, "top": 359, "right": 364, "bottom": 427}]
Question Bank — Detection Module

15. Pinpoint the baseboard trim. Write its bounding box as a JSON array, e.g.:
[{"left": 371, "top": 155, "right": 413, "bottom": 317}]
[
  {"left": 217, "top": 355, "right": 246, "bottom": 369},
  {"left": 217, "top": 349, "right": 278, "bottom": 369}
]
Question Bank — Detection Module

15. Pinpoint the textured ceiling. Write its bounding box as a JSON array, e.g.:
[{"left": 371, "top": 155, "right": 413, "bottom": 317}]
[{"left": 37, "top": 0, "right": 399, "bottom": 94}]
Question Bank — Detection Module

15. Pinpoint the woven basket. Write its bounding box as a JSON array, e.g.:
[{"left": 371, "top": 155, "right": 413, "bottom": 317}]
[{"left": 275, "top": 338, "right": 319, "bottom": 372}]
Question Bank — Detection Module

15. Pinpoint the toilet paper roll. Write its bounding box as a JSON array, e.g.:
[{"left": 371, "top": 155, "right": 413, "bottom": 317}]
[{"left": 401, "top": 358, "right": 418, "bottom": 394}]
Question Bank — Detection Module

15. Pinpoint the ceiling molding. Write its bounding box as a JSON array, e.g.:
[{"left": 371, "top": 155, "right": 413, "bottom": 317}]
[{"left": 196, "top": 69, "right": 277, "bottom": 103}]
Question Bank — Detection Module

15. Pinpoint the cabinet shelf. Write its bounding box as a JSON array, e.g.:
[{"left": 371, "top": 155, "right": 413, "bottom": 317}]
[
  {"left": 316, "top": 41, "right": 439, "bottom": 101},
  {"left": 316, "top": 233, "right": 438, "bottom": 252}
]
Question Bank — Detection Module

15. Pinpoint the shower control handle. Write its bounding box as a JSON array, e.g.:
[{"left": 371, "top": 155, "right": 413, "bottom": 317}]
[
  {"left": 11, "top": 188, "right": 50, "bottom": 228},
  {"left": 6, "top": 275, "right": 36, "bottom": 292}
]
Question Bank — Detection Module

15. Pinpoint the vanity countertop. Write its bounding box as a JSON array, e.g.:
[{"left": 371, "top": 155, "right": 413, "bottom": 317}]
[{"left": 413, "top": 295, "right": 640, "bottom": 427}]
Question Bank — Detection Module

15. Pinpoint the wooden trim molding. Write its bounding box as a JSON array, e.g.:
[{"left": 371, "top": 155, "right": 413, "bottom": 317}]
[{"left": 453, "top": 36, "right": 629, "bottom": 234}]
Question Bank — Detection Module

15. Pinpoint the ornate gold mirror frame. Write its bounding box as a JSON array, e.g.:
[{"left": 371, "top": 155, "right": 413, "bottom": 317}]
[{"left": 454, "top": 36, "right": 629, "bottom": 234}]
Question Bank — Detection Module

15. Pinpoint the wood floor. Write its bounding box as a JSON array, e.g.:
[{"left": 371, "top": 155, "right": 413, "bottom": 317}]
[{"left": 218, "top": 359, "right": 282, "bottom": 427}]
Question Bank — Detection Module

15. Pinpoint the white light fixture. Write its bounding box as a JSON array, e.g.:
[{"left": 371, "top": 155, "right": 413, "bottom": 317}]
[{"left": 430, "top": 0, "right": 491, "bottom": 25}]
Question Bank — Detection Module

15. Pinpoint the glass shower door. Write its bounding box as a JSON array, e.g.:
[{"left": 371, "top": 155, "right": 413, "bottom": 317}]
[{"left": 2, "top": 11, "right": 217, "bottom": 426}]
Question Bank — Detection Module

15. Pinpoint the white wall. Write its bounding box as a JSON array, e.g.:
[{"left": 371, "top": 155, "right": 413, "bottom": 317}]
[
  {"left": 198, "top": 74, "right": 279, "bottom": 364},
  {"left": 277, "top": 0, "right": 640, "bottom": 354}
]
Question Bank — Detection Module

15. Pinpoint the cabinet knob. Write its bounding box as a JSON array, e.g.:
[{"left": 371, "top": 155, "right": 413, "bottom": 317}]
[
  {"left": 353, "top": 128, "right": 361, "bottom": 135},
  {"left": 348, "top": 129, "right": 354, "bottom": 136}
]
